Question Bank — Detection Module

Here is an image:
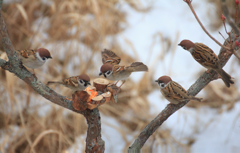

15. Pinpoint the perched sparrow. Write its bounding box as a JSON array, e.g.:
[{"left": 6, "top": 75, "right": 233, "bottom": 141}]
[
  {"left": 47, "top": 74, "right": 91, "bottom": 91},
  {"left": 101, "top": 49, "right": 121, "bottom": 65},
  {"left": 100, "top": 49, "right": 148, "bottom": 87},
  {"left": 178, "top": 39, "right": 234, "bottom": 87},
  {"left": 17, "top": 48, "right": 52, "bottom": 69},
  {"left": 155, "top": 76, "right": 202, "bottom": 104},
  {"left": 99, "top": 62, "right": 148, "bottom": 87}
]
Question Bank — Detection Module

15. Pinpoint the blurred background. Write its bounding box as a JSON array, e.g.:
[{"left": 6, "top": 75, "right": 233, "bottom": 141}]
[{"left": 0, "top": 0, "right": 240, "bottom": 152}]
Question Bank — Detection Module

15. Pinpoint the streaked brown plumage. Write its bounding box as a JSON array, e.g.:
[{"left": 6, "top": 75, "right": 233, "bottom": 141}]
[
  {"left": 100, "top": 49, "right": 148, "bottom": 88},
  {"left": 47, "top": 74, "right": 91, "bottom": 91},
  {"left": 155, "top": 76, "right": 202, "bottom": 104},
  {"left": 101, "top": 49, "right": 121, "bottom": 65},
  {"left": 17, "top": 48, "right": 52, "bottom": 69},
  {"left": 178, "top": 39, "right": 234, "bottom": 87},
  {"left": 100, "top": 62, "right": 148, "bottom": 81}
]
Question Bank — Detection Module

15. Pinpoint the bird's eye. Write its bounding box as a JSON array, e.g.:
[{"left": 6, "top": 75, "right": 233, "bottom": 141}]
[
  {"left": 42, "top": 57, "right": 46, "bottom": 60},
  {"left": 79, "top": 80, "right": 84, "bottom": 84},
  {"left": 106, "top": 70, "right": 111, "bottom": 75},
  {"left": 159, "top": 83, "right": 165, "bottom": 88}
]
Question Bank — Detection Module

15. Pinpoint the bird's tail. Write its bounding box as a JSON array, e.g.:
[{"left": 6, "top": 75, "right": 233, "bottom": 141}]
[
  {"left": 47, "top": 81, "right": 63, "bottom": 86},
  {"left": 216, "top": 68, "right": 234, "bottom": 88},
  {"left": 129, "top": 62, "right": 148, "bottom": 72}
]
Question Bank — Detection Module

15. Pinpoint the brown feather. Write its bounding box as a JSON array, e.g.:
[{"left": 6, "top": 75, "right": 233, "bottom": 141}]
[
  {"left": 127, "top": 62, "right": 148, "bottom": 72},
  {"left": 101, "top": 49, "right": 121, "bottom": 65},
  {"left": 216, "top": 68, "right": 234, "bottom": 88},
  {"left": 17, "top": 49, "right": 36, "bottom": 58},
  {"left": 161, "top": 81, "right": 202, "bottom": 104},
  {"left": 179, "top": 40, "right": 234, "bottom": 88},
  {"left": 191, "top": 43, "right": 218, "bottom": 69}
]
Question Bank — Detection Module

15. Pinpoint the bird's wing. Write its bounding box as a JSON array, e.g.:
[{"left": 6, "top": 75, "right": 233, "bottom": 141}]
[
  {"left": 162, "top": 81, "right": 190, "bottom": 101},
  {"left": 193, "top": 43, "right": 219, "bottom": 69},
  {"left": 101, "top": 49, "right": 121, "bottom": 65},
  {"left": 63, "top": 76, "right": 79, "bottom": 87},
  {"left": 17, "top": 49, "right": 36, "bottom": 58}
]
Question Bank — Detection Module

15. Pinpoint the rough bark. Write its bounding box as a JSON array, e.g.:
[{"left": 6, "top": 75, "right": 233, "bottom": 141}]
[
  {"left": 128, "top": 1, "right": 240, "bottom": 151},
  {"left": 0, "top": 1, "right": 105, "bottom": 152}
]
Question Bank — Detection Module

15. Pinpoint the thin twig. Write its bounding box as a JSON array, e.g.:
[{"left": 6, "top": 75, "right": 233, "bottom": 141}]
[
  {"left": 219, "top": 31, "right": 228, "bottom": 42},
  {"left": 221, "top": 0, "right": 240, "bottom": 36},
  {"left": 235, "top": 5, "right": 238, "bottom": 24},
  {"left": 184, "top": 0, "right": 230, "bottom": 50},
  {"left": 220, "top": 0, "right": 240, "bottom": 60}
]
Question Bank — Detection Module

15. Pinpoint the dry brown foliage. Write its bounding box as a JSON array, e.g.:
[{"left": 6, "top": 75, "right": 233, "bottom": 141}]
[{"left": 0, "top": 0, "right": 239, "bottom": 153}]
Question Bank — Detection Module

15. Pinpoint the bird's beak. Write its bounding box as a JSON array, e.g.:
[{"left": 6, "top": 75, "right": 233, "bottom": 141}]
[
  {"left": 155, "top": 80, "right": 158, "bottom": 82},
  {"left": 178, "top": 44, "right": 180, "bottom": 46},
  {"left": 49, "top": 56, "right": 52, "bottom": 59},
  {"left": 88, "top": 82, "right": 91, "bottom": 85},
  {"left": 99, "top": 72, "right": 102, "bottom": 76}
]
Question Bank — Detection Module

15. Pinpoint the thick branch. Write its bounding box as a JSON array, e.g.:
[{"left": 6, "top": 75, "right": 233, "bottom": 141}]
[
  {"left": 0, "top": 1, "right": 105, "bottom": 152},
  {"left": 84, "top": 108, "right": 105, "bottom": 153},
  {"left": 0, "top": 12, "right": 19, "bottom": 64},
  {"left": 128, "top": 40, "right": 233, "bottom": 152},
  {"left": 0, "top": 58, "right": 6, "bottom": 66}
]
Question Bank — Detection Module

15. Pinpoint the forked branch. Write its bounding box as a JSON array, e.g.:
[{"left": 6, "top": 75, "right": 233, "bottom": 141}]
[
  {"left": 183, "top": 0, "right": 230, "bottom": 50},
  {"left": 128, "top": 38, "right": 236, "bottom": 153},
  {"left": 128, "top": 1, "right": 238, "bottom": 151},
  {"left": 0, "top": 1, "right": 105, "bottom": 152}
]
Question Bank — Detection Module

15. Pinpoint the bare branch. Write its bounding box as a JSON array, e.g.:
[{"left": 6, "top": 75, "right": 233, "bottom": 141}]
[
  {"left": 0, "top": 0, "right": 2, "bottom": 11},
  {"left": 0, "top": 1, "right": 105, "bottom": 152},
  {"left": 0, "top": 12, "right": 19, "bottom": 64},
  {"left": 0, "top": 58, "right": 6, "bottom": 66},
  {"left": 128, "top": 38, "right": 234, "bottom": 153},
  {"left": 220, "top": 0, "right": 240, "bottom": 60},
  {"left": 184, "top": 0, "right": 230, "bottom": 50},
  {"left": 84, "top": 108, "right": 105, "bottom": 153},
  {"left": 221, "top": 0, "right": 240, "bottom": 35},
  {"left": 128, "top": 2, "right": 237, "bottom": 152}
]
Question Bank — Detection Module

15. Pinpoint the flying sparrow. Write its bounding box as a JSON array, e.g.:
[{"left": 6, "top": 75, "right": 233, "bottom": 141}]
[
  {"left": 17, "top": 48, "right": 52, "bottom": 69},
  {"left": 47, "top": 74, "right": 91, "bottom": 91},
  {"left": 99, "top": 62, "right": 148, "bottom": 88},
  {"left": 101, "top": 49, "right": 121, "bottom": 65},
  {"left": 178, "top": 39, "right": 234, "bottom": 87},
  {"left": 155, "top": 76, "right": 202, "bottom": 104}
]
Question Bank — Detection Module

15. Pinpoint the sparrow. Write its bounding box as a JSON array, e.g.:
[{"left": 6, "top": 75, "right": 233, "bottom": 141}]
[
  {"left": 155, "top": 76, "right": 202, "bottom": 104},
  {"left": 101, "top": 49, "right": 121, "bottom": 65},
  {"left": 99, "top": 62, "right": 148, "bottom": 88},
  {"left": 178, "top": 39, "right": 234, "bottom": 87},
  {"left": 47, "top": 74, "right": 91, "bottom": 91},
  {"left": 17, "top": 48, "right": 52, "bottom": 69},
  {"left": 100, "top": 49, "right": 148, "bottom": 87}
]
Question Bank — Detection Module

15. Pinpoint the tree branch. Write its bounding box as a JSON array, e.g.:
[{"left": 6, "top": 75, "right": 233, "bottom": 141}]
[
  {"left": 128, "top": 38, "right": 234, "bottom": 152},
  {"left": 0, "top": 58, "right": 6, "bottom": 66},
  {"left": 84, "top": 109, "right": 105, "bottom": 153},
  {"left": 128, "top": 2, "right": 237, "bottom": 151},
  {"left": 183, "top": 0, "right": 230, "bottom": 50},
  {"left": 220, "top": 0, "right": 240, "bottom": 61},
  {"left": 0, "top": 9, "right": 19, "bottom": 64},
  {"left": 221, "top": 0, "right": 240, "bottom": 36},
  {"left": 0, "top": 1, "right": 105, "bottom": 152}
]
